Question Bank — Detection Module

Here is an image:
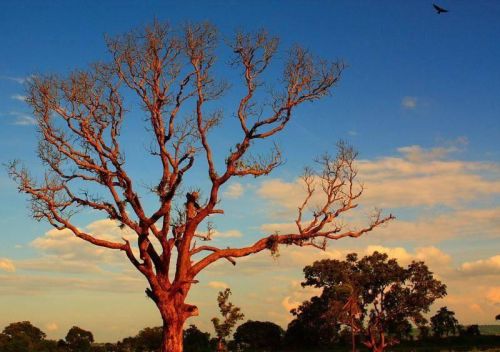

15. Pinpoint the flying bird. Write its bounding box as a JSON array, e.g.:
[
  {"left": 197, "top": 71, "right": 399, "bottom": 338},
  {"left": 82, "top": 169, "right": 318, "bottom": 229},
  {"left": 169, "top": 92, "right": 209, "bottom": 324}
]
[{"left": 433, "top": 3, "right": 449, "bottom": 14}]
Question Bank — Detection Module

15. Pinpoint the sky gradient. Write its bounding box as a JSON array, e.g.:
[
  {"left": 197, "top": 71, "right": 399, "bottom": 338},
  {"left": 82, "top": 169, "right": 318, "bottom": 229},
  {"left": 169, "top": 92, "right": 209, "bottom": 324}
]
[{"left": 0, "top": 0, "right": 499, "bottom": 342}]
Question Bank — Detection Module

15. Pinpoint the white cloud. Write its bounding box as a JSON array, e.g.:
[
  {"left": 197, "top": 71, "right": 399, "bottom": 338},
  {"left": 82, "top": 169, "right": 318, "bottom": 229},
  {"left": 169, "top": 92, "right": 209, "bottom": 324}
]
[
  {"left": 257, "top": 142, "right": 500, "bottom": 212},
  {"left": 0, "top": 258, "right": 15, "bottom": 272},
  {"left": 24, "top": 219, "right": 139, "bottom": 274},
  {"left": 5, "top": 111, "right": 36, "bottom": 125},
  {"left": 460, "top": 255, "right": 500, "bottom": 276},
  {"left": 281, "top": 280, "right": 321, "bottom": 313},
  {"left": 402, "top": 96, "right": 417, "bottom": 109},
  {"left": 376, "top": 207, "right": 500, "bottom": 242},
  {"left": 0, "top": 76, "right": 29, "bottom": 84},
  {"left": 32, "top": 227, "right": 110, "bottom": 261},
  {"left": 260, "top": 222, "right": 297, "bottom": 234},
  {"left": 32, "top": 219, "right": 136, "bottom": 260},
  {"left": 11, "top": 113, "right": 36, "bottom": 126},
  {"left": 362, "top": 245, "right": 452, "bottom": 269},
  {"left": 16, "top": 258, "right": 103, "bottom": 274},
  {"left": 396, "top": 143, "right": 465, "bottom": 163},
  {"left": 207, "top": 281, "right": 228, "bottom": 289},
  {"left": 212, "top": 229, "right": 243, "bottom": 238},
  {"left": 223, "top": 182, "right": 244, "bottom": 199},
  {"left": 0, "top": 272, "right": 144, "bottom": 295},
  {"left": 10, "top": 94, "right": 27, "bottom": 102}
]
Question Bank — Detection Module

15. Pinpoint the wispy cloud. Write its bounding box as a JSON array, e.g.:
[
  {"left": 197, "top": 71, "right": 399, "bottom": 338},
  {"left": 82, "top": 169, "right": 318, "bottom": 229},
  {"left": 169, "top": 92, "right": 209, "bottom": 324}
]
[
  {"left": 212, "top": 229, "right": 243, "bottom": 238},
  {"left": 223, "top": 182, "right": 244, "bottom": 199},
  {"left": 257, "top": 141, "right": 500, "bottom": 212},
  {"left": 460, "top": 255, "right": 500, "bottom": 276},
  {"left": 6, "top": 112, "right": 36, "bottom": 126},
  {"left": 11, "top": 94, "right": 27, "bottom": 102},
  {"left": 12, "top": 115, "right": 36, "bottom": 126},
  {"left": 401, "top": 96, "right": 417, "bottom": 109},
  {"left": 207, "top": 281, "right": 228, "bottom": 289},
  {"left": 0, "top": 75, "right": 34, "bottom": 84},
  {"left": 0, "top": 258, "right": 16, "bottom": 272}
]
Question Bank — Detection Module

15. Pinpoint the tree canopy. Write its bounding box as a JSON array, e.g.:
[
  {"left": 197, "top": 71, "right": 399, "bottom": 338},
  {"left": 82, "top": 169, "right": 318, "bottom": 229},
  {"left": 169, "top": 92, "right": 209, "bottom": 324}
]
[
  {"left": 212, "top": 288, "right": 244, "bottom": 351},
  {"left": 233, "top": 320, "right": 283, "bottom": 351},
  {"left": 294, "top": 251, "right": 447, "bottom": 352},
  {"left": 65, "top": 326, "right": 94, "bottom": 352},
  {"left": 431, "top": 307, "right": 459, "bottom": 337}
]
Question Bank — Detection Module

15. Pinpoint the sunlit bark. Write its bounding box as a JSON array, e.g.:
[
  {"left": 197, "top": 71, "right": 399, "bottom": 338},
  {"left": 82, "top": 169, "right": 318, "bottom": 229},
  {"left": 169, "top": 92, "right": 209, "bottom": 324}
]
[{"left": 8, "top": 21, "right": 393, "bottom": 351}]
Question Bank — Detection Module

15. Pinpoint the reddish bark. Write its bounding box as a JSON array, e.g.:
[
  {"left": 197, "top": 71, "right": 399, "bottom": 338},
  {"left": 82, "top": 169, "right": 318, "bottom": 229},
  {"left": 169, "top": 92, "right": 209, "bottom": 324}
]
[{"left": 9, "top": 22, "right": 393, "bottom": 352}]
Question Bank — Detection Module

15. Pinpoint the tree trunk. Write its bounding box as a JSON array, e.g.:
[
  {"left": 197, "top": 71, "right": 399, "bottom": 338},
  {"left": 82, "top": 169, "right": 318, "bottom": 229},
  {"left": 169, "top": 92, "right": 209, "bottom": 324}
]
[
  {"left": 216, "top": 337, "right": 225, "bottom": 352},
  {"left": 350, "top": 316, "right": 356, "bottom": 352},
  {"left": 351, "top": 328, "right": 356, "bottom": 352},
  {"left": 161, "top": 319, "right": 184, "bottom": 352}
]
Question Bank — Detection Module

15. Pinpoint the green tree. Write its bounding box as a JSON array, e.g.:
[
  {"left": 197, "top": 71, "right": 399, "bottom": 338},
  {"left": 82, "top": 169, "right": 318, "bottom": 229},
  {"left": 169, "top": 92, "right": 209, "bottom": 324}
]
[
  {"left": 233, "top": 321, "right": 283, "bottom": 351},
  {"left": 65, "top": 326, "right": 94, "bottom": 352},
  {"left": 183, "top": 325, "right": 211, "bottom": 352},
  {"left": 211, "top": 288, "right": 244, "bottom": 351},
  {"left": 431, "top": 307, "right": 459, "bottom": 337},
  {"left": 298, "top": 252, "right": 447, "bottom": 352}
]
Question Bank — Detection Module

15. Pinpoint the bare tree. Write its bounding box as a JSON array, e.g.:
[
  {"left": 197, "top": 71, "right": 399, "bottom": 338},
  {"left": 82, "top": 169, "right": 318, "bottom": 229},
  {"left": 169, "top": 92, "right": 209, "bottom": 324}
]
[{"left": 8, "top": 21, "right": 393, "bottom": 352}]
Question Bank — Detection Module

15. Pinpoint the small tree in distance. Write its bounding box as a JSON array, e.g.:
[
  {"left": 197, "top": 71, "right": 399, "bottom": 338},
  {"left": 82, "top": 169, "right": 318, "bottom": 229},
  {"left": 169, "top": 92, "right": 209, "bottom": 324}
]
[
  {"left": 211, "top": 288, "right": 244, "bottom": 352},
  {"left": 431, "top": 307, "right": 459, "bottom": 337},
  {"left": 183, "top": 325, "right": 211, "bottom": 352},
  {"left": 8, "top": 20, "right": 393, "bottom": 352},
  {"left": 234, "top": 320, "right": 283, "bottom": 351},
  {"left": 65, "top": 326, "right": 94, "bottom": 352}
]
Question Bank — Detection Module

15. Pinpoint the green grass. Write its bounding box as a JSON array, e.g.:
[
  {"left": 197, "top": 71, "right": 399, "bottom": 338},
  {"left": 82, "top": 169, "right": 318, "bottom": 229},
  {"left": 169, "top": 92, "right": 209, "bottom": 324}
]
[{"left": 480, "top": 325, "right": 500, "bottom": 336}]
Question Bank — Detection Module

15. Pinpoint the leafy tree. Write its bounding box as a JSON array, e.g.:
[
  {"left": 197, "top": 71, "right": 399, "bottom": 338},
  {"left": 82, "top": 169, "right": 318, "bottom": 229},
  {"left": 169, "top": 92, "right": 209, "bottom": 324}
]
[
  {"left": 0, "top": 333, "right": 10, "bottom": 352},
  {"left": 212, "top": 288, "right": 244, "bottom": 351},
  {"left": 385, "top": 318, "right": 412, "bottom": 342},
  {"left": 431, "top": 307, "right": 459, "bottom": 337},
  {"left": 285, "top": 295, "right": 342, "bottom": 349},
  {"left": 183, "top": 325, "right": 211, "bottom": 352},
  {"left": 458, "top": 324, "right": 480, "bottom": 337},
  {"left": 65, "top": 326, "right": 94, "bottom": 352},
  {"left": 9, "top": 19, "right": 393, "bottom": 352},
  {"left": 233, "top": 320, "right": 283, "bottom": 351},
  {"left": 135, "top": 326, "right": 163, "bottom": 352},
  {"left": 417, "top": 324, "right": 430, "bottom": 340},
  {"left": 1, "top": 321, "right": 47, "bottom": 352},
  {"left": 466, "top": 324, "right": 480, "bottom": 336},
  {"left": 116, "top": 336, "right": 137, "bottom": 352},
  {"left": 298, "top": 252, "right": 447, "bottom": 352},
  {"left": 3, "top": 321, "right": 46, "bottom": 342}
]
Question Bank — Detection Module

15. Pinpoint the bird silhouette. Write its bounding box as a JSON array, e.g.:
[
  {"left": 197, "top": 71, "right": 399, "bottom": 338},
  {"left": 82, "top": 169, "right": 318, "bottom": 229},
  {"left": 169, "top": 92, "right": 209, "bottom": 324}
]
[{"left": 433, "top": 3, "right": 449, "bottom": 14}]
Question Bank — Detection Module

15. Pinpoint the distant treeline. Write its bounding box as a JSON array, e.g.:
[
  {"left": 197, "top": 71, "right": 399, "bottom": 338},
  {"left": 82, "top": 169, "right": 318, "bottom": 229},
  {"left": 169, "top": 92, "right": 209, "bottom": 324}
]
[{"left": 0, "top": 320, "right": 500, "bottom": 352}]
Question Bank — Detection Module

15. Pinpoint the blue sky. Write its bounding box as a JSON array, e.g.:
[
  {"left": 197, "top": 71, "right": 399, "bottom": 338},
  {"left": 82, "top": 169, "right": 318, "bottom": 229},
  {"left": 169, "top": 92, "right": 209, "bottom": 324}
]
[{"left": 0, "top": 0, "right": 499, "bottom": 342}]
